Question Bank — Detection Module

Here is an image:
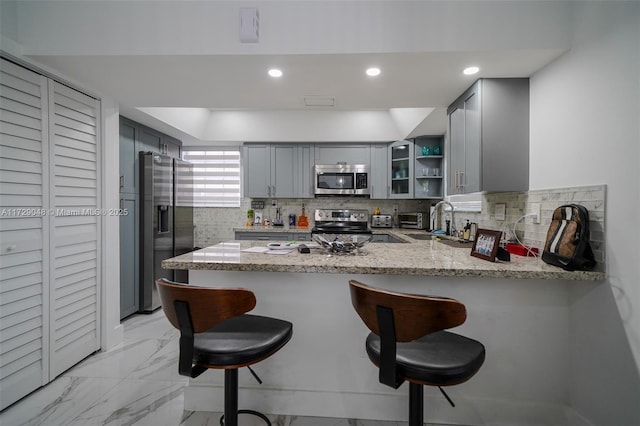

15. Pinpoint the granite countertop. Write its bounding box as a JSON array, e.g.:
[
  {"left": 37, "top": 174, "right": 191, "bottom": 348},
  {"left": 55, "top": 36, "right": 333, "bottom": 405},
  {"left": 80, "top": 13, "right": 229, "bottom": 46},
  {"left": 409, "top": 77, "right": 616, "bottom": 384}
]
[
  {"left": 164, "top": 229, "right": 605, "bottom": 281},
  {"left": 234, "top": 226, "right": 312, "bottom": 233}
]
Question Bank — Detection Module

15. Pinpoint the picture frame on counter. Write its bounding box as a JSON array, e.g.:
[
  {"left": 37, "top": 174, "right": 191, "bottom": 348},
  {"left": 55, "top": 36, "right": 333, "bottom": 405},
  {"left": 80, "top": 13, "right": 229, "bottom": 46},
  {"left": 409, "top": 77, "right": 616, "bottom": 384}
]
[{"left": 471, "top": 229, "right": 502, "bottom": 262}]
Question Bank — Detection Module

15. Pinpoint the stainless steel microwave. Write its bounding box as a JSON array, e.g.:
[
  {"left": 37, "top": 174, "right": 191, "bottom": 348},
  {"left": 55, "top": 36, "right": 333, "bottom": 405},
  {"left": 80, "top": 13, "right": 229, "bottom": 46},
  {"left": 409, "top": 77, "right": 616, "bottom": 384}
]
[{"left": 314, "top": 164, "right": 370, "bottom": 196}]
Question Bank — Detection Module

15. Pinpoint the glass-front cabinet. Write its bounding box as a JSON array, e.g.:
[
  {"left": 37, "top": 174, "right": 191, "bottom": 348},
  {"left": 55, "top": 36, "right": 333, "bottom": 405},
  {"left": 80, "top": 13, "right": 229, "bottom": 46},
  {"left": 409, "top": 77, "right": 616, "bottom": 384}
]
[
  {"left": 389, "top": 140, "right": 413, "bottom": 198},
  {"left": 388, "top": 137, "right": 444, "bottom": 199},
  {"left": 413, "top": 135, "right": 444, "bottom": 199}
]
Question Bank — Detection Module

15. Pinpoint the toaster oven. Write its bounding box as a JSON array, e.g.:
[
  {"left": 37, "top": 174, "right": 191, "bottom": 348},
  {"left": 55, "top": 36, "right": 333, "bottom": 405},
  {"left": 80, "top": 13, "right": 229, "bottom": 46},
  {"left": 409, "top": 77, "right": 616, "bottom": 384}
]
[{"left": 398, "top": 212, "right": 429, "bottom": 230}]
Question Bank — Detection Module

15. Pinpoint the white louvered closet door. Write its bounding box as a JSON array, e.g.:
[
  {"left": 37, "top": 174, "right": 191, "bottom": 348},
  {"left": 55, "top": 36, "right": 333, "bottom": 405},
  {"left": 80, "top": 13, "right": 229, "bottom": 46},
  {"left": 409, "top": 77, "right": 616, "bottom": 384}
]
[
  {"left": 48, "top": 81, "right": 101, "bottom": 378},
  {"left": 0, "top": 59, "right": 49, "bottom": 410},
  {"left": 0, "top": 59, "right": 101, "bottom": 409}
]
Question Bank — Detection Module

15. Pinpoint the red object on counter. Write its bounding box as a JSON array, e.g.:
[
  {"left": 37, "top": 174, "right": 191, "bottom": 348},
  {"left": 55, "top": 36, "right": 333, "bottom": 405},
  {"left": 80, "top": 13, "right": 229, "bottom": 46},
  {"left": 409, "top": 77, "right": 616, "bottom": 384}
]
[{"left": 505, "top": 243, "right": 539, "bottom": 257}]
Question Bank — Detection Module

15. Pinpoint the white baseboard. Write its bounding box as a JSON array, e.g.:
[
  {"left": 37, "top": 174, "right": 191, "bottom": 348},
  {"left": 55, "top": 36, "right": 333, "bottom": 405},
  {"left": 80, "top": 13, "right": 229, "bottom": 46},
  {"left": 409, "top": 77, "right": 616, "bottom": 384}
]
[{"left": 184, "top": 385, "right": 592, "bottom": 426}]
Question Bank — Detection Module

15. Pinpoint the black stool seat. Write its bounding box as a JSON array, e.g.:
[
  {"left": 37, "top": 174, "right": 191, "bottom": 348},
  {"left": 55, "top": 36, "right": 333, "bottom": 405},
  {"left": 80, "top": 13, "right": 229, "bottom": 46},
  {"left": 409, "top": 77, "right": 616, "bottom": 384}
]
[
  {"left": 195, "top": 314, "right": 293, "bottom": 367},
  {"left": 366, "top": 330, "right": 485, "bottom": 386},
  {"left": 349, "top": 280, "right": 485, "bottom": 426},
  {"left": 156, "top": 279, "right": 293, "bottom": 426}
]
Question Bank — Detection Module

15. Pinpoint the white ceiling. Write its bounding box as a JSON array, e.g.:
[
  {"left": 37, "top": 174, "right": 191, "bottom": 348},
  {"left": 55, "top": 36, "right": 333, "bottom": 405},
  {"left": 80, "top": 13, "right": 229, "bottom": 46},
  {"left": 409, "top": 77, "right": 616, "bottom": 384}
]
[
  {"left": 34, "top": 50, "right": 563, "bottom": 110},
  {"left": 29, "top": 49, "right": 563, "bottom": 142},
  {"left": 2, "top": 0, "right": 572, "bottom": 142}
]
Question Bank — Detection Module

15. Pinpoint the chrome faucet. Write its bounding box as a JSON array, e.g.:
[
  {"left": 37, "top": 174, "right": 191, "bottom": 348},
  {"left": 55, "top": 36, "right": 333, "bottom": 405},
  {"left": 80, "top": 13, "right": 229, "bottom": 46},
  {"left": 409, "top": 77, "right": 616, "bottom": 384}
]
[{"left": 431, "top": 200, "right": 456, "bottom": 236}]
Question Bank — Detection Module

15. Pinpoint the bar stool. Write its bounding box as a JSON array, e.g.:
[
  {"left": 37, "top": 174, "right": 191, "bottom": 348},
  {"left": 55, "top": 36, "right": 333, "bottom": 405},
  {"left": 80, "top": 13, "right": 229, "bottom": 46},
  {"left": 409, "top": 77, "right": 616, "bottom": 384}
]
[
  {"left": 156, "top": 278, "right": 293, "bottom": 426},
  {"left": 348, "top": 279, "right": 485, "bottom": 426}
]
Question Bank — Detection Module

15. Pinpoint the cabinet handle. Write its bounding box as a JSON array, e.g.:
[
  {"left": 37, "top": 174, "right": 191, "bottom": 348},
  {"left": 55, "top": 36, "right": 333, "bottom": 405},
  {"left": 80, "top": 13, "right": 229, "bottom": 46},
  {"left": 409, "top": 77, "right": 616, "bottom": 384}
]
[
  {"left": 120, "top": 198, "right": 124, "bottom": 209},
  {"left": 459, "top": 171, "right": 465, "bottom": 190},
  {"left": 119, "top": 175, "right": 124, "bottom": 188}
]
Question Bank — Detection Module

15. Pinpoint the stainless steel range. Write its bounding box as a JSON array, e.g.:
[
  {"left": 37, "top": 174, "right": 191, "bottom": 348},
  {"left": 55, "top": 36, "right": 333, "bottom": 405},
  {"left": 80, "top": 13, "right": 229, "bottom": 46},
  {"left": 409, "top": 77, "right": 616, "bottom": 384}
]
[{"left": 312, "top": 209, "right": 372, "bottom": 235}]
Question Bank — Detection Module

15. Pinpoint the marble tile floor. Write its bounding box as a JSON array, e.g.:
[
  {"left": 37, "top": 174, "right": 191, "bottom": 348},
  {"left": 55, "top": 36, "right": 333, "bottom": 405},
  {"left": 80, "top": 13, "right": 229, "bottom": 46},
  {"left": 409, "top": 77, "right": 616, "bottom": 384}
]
[{"left": 0, "top": 310, "right": 449, "bottom": 426}]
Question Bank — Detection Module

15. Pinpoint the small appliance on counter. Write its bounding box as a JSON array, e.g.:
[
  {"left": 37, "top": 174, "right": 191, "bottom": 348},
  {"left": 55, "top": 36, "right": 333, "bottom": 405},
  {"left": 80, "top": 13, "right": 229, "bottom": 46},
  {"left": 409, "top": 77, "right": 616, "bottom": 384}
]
[
  {"left": 398, "top": 212, "right": 430, "bottom": 230},
  {"left": 371, "top": 214, "right": 393, "bottom": 228},
  {"left": 272, "top": 208, "right": 284, "bottom": 227}
]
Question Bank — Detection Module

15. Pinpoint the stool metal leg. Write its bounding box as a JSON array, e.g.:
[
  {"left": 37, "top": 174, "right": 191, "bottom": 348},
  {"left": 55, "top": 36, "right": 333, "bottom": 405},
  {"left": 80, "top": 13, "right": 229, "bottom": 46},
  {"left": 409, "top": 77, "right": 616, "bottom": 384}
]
[
  {"left": 219, "top": 368, "right": 271, "bottom": 426},
  {"left": 408, "top": 382, "right": 424, "bottom": 426},
  {"left": 223, "top": 369, "right": 238, "bottom": 426}
]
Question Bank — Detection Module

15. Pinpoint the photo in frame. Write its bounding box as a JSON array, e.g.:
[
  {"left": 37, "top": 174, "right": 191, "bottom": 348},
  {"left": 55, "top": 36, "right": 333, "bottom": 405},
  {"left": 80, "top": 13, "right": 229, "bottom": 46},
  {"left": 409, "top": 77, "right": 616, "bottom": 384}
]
[{"left": 471, "top": 229, "right": 502, "bottom": 262}]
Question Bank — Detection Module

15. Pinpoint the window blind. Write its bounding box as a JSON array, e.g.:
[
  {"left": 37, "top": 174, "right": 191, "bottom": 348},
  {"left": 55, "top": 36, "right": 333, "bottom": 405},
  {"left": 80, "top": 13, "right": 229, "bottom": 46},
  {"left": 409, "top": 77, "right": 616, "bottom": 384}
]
[{"left": 181, "top": 148, "right": 241, "bottom": 207}]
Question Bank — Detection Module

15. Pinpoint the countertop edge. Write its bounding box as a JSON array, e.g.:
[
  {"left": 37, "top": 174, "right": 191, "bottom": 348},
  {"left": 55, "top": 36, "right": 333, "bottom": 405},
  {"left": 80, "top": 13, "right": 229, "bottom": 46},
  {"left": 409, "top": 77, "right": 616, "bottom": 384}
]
[{"left": 162, "top": 259, "right": 605, "bottom": 281}]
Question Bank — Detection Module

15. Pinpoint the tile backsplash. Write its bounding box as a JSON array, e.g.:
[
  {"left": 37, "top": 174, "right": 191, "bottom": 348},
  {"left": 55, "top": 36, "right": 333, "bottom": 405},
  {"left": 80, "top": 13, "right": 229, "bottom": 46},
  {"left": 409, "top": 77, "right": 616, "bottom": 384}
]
[
  {"left": 194, "top": 184, "right": 606, "bottom": 267},
  {"left": 194, "top": 198, "right": 429, "bottom": 247},
  {"left": 452, "top": 185, "right": 605, "bottom": 266}
]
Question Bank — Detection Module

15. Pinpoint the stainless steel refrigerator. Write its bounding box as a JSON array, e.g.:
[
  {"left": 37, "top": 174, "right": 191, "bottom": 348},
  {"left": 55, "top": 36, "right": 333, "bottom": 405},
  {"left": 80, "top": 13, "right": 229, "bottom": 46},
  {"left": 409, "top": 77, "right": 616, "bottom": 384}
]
[{"left": 139, "top": 152, "right": 193, "bottom": 313}]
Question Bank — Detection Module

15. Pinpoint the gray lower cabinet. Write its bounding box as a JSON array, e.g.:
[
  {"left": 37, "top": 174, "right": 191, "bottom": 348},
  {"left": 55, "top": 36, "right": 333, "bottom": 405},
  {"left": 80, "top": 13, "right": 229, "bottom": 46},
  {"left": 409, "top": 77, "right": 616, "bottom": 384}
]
[
  {"left": 119, "top": 195, "right": 138, "bottom": 318},
  {"left": 235, "top": 232, "right": 311, "bottom": 241},
  {"left": 447, "top": 78, "right": 529, "bottom": 194},
  {"left": 243, "top": 144, "right": 314, "bottom": 198}
]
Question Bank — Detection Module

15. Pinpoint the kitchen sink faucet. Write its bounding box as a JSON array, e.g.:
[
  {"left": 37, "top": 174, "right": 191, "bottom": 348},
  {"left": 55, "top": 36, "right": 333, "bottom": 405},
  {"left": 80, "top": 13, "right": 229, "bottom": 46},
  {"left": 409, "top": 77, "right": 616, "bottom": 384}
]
[{"left": 431, "top": 200, "right": 456, "bottom": 236}]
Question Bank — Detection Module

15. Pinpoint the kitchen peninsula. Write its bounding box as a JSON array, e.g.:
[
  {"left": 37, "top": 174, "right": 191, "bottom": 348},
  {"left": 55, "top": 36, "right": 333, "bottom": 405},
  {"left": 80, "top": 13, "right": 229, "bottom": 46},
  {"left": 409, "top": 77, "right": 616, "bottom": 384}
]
[
  {"left": 162, "top": 234, "right": 604, "bottom": 424},
  {"left": 164, "top": 230, "right": 603, "bottom": 281}
]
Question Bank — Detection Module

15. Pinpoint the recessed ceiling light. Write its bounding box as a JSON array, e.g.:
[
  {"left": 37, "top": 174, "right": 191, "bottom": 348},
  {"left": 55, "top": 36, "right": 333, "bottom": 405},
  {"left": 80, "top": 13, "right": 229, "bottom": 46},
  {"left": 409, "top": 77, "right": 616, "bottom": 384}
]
[
  {"left": 463, "top": 66, "right": 480, "bottom": 75},
  {"left": 268, "top": 68, "right": 283, "bottom": 78},
  {"left": 366, "top": 67, "right": 381, "bottom": 77}
]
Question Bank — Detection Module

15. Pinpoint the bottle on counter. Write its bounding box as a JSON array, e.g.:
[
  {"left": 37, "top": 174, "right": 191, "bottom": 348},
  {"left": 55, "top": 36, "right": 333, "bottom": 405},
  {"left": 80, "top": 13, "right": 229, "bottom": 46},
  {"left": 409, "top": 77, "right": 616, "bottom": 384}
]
[
  {"left": 297, "top": 203, "right": 309, "bottom": 228},
  {"left": 463, "top": 220, "right": 471, "bottom": 240}
]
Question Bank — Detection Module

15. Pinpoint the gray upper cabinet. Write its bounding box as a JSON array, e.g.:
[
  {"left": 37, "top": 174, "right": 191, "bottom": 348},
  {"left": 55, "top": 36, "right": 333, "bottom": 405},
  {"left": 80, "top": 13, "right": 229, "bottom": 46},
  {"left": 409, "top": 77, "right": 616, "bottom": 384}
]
[
  {"left": 244, "top": 144, "right": 271, "bottom": 197},
  {"left": 137, "top": 124, "right": 182, "bottom": 158},
  {"left": 370, "top": 144, "right": 389, "bottom": 199},
  {"left": 119, "top": 118, "right": 138, "bottom": 194},
  {"left": 138, "top": 125, "right": 163, "bottom": 154},
  {"left": 163, "top": 135, "right": 181, "bottom": 158},
  {"left": 447, "top": 78, "right": 529, "bottom": 195},
  {"left": 314, "top": 144, "right": 371, "bottom": 165},
  {"left": 243, "top": 144, "right": 314, "bottom": 198},
  {"left": 272, "top": 145, "right": 296, "bottom": 198}
]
